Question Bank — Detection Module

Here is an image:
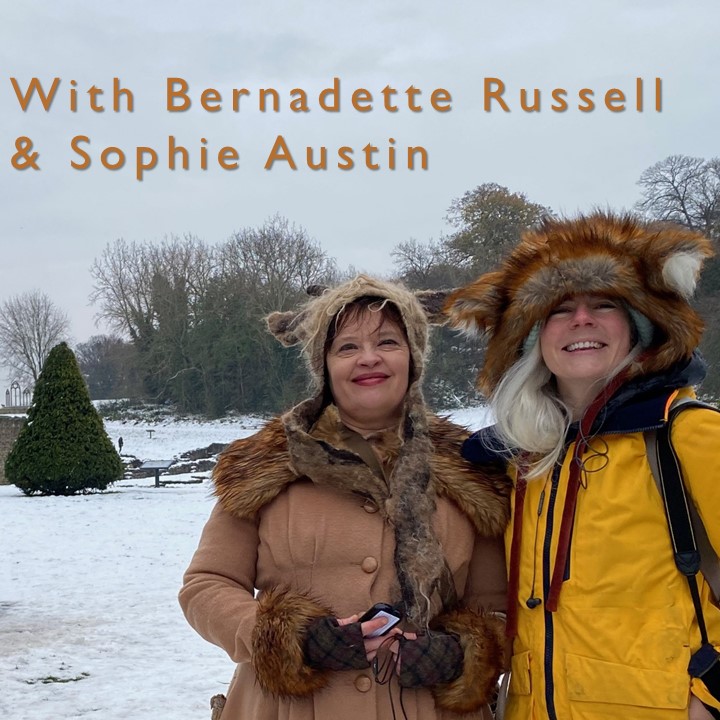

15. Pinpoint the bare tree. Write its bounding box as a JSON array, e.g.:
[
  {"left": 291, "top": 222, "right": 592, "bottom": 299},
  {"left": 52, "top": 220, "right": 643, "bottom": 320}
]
[
  {"left": 391, "top": 237, "right": 469, "bottom": 289},
  {"left": 221, "top": 214, "right": 337, "bottom": 313},
  {"left": 635, "top": 156, "right": 720, "bottom": 398},
  {"left": 0, "top": 290, "right": 70, "bottom": 382},
  {"left": 392, "top": 239, "right": 445, "bottom": 281},
  {"left": 89, "top": 238, "right": 156, "bottom": 342},
  {"left": 635, "top": 155, "right": 720, "bottom": 239},
  {"left": 87, "top": 218, "right": 339, "bottom": 413},
  {"left": 89, "top": 234, "right": 215, "bottom": 341}
]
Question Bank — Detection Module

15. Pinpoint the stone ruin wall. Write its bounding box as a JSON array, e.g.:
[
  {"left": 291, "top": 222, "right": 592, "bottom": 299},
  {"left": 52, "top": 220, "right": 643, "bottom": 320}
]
[{"left": 0, "top": 415, "right": 25, "bottom": 484}]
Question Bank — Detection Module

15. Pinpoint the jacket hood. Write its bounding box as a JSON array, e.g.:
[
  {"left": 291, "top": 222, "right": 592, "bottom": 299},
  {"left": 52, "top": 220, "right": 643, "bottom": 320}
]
[{"left": 444, "top": 212, "right": 713, "bottom": 395}]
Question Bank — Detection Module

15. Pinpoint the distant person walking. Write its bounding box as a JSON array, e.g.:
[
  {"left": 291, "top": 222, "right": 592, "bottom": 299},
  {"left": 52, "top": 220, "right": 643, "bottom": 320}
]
[{"left": 118, "top": 436, "right": 124, "bottom": 454}]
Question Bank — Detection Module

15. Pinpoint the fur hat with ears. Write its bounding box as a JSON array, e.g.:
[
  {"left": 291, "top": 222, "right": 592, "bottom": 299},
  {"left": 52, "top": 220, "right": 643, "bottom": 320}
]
[
  {"left": 266, "top": 274, "right": 448, "bottom": 391},
  {"left": 444, "top": 212, "right": 714, "bottom": 395}
]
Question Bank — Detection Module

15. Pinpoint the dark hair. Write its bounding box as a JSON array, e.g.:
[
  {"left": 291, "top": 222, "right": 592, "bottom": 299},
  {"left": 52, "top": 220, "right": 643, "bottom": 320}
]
[{"left": 323, "top": 296, "right": 408, "bottom": 355}]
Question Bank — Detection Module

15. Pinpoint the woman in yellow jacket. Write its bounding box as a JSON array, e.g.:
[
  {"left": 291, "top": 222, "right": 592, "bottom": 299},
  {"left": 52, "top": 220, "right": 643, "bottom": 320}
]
[{"left": 445, "top": 213, "right": 720, "bottom": 719}]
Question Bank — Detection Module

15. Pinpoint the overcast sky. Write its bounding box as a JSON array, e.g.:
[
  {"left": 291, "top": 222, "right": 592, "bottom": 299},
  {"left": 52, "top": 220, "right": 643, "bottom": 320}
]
[{"left": 2, "top": 0, "right": 719, "bottom": 361}]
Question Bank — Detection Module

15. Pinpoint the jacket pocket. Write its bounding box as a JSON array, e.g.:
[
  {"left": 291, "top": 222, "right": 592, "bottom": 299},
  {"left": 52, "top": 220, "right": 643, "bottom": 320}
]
[
  {"left": 508, "top": 651, "right": 531, "bottom": 696},
  {"left": 566, "top": 652, "right": 688, "bottom": 709}
]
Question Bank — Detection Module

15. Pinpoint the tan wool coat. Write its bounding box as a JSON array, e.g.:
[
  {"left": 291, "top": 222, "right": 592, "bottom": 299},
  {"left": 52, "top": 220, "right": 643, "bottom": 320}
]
[{"left": 179, "top": 404, "right": 510, "bottom": 720}]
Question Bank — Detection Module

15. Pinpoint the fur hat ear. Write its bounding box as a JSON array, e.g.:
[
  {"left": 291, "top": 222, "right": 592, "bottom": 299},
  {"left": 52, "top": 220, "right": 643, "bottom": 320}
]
[
  {"left": 414, "top": 289, "right": 454, "bottom": 326},
  {"left": 305, "top": 284, "right": 327, "bottom": 298},
  {"left": 662, "top": 251, "right": 705, "bottom": 299},
  {"left": 265, "top": 285, "right": 327, "bottom": 346},
  {"left": 265, "top": 310, "right": 307, "bottom": 347},
  {"left": 443, "top": 272, "right": 505, "bottom": 336}
]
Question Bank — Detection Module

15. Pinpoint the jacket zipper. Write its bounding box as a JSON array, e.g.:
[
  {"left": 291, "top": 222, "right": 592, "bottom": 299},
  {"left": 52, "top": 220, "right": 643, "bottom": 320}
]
[
  {"left": 542, "top": 463, "right": 562, "bottom": 720},
  {"left": 536, "top": 420, "right": 670, "bottom": 714}
]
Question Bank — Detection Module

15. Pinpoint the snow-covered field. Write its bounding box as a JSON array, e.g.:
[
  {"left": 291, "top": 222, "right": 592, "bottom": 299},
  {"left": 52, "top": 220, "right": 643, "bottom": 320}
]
[{"left": 0, "top": 407, "right": 490, "bottom": 720}]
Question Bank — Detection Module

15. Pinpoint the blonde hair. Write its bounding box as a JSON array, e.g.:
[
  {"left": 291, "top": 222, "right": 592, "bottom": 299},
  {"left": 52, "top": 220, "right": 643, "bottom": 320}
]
[{"left": 490, "top": 341, "right": 643, "bottom": 478}]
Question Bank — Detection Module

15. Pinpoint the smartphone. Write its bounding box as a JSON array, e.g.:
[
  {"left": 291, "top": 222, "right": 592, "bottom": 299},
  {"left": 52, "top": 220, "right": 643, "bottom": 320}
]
[{"left": 358, "top": 603, "right": 403, "bottom": 637}]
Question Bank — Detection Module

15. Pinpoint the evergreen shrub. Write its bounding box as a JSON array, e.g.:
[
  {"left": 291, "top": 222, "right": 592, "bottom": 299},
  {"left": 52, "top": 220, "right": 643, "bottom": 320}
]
[{"left": 5, "top": 342, "right": 124, "bottom": 495}]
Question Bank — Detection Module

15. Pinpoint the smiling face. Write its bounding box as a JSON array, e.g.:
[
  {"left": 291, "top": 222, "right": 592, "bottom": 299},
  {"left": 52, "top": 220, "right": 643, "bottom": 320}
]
[
  {"left": 539, "top": 294, "right": 633, "bottom": 412},
  {"left": 325, "top": 304, "right": 411, "bottom": 433}
]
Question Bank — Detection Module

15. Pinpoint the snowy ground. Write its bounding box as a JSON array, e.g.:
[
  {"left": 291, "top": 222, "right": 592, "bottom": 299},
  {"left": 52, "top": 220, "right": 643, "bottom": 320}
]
[{"left": 0, "top": 407, "right": 491, "bottom": 720}]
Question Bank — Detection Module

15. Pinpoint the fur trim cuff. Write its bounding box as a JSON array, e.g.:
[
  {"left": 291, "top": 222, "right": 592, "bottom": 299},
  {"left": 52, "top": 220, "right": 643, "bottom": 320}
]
[
  {"left": 430, "top": 609, "right": 506, "bottom": 713},
  {"left": 251, "top": 587, "right": 334, "bottom": 697}
]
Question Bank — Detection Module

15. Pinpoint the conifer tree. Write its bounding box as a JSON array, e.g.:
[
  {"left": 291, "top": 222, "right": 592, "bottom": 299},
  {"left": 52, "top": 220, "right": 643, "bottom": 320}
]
[{"left": 5, "top": 342, "right": 123, "bottom": 495}]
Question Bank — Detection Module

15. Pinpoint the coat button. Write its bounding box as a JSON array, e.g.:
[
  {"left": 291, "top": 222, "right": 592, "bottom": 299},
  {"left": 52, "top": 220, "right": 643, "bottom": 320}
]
[
  {"left": 363, "top": 500, "right": 378, "bottom": 513},
  {"left": 361, "top": 556, "right": 378, "bottom": 573},
  {"left": 354, "top": 674, "right": 372, "bottom": 692}
]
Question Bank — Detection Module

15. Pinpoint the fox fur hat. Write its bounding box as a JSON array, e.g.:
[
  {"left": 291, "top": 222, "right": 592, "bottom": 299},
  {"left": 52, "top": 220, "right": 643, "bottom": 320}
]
[
  {"left": 444, "top": 212, "right": 714, "bottom": 394},
  {"left": 266, "top": 274, "right": 447, "bottom": 391}
]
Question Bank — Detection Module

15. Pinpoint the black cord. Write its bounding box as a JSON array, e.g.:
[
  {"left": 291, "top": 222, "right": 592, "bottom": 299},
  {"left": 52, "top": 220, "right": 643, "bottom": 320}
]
[
  {"left": 372, "top": 635, "right": 400, "bottom": 684},
  {"left": 371, "top": 635, "right": 409, "bottom": 720},
  {"left": 526, "top": 485, "right": 546, "bottom": 607},
  {"left": 399, "top": 685, "right": 409, "bottom": 719}
]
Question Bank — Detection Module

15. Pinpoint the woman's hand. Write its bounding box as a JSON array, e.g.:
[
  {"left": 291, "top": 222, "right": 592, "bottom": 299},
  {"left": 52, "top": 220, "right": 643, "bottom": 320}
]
[
  {"left": 337, "top": 614, "right": 415, "bottom": 665},
  {"left": 689, "top": 695, "right": 716, "bottom": 719}
]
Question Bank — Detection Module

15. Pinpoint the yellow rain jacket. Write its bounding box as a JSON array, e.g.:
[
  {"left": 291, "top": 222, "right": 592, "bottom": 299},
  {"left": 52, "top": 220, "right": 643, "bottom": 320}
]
[{"left": 464, "top": 362, "right": 720, "bottom": 720}]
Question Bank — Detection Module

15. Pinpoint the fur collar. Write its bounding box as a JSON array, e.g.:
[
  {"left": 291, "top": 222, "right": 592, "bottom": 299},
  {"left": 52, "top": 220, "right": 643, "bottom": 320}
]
[
  {"left": 213, "top": 404, "right": 509, "bottom": 536},
  {"left": 213, "top": 400, "right": 509, "bottom": 625}
]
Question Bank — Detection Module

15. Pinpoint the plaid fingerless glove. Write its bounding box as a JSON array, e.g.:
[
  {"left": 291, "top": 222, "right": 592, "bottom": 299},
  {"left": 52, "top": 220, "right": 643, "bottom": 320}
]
[
  {"left": 303, "top": 617, "right": 370, "bottom": 671},
  {"left": 398, "top": 632, "right": 464, "bottom": 688}
]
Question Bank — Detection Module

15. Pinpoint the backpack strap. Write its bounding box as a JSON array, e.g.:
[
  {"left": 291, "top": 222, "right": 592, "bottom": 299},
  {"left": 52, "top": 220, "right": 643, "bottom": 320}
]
[{"left": 644, "top": 397, "right": 720, "bottom": 642}]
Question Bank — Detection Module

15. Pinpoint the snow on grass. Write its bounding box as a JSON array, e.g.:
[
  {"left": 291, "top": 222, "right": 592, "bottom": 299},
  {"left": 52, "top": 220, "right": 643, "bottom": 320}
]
[{"left": 0, "top": 407, "right": 491, "bottom": 720}]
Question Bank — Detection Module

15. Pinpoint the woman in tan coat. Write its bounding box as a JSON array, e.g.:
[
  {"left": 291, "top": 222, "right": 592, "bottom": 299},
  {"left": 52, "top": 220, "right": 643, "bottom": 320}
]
[{"left": 179, "top": 275, "right": 510, "bottom": 719}]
